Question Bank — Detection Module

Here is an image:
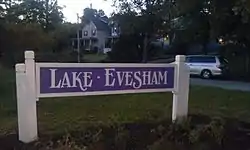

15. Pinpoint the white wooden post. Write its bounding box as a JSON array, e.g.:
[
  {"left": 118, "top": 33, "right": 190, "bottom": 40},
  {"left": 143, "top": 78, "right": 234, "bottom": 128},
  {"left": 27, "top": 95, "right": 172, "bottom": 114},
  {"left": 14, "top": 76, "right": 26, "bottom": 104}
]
[
  {"left": 172, "top": 55, "right": 190, "bottom": 123},
  {"left": 25, "top": 51, "right": 38, "bottom": 101},
  {"left": 16, "top": 63, "right": 38, "bottom": 143}
]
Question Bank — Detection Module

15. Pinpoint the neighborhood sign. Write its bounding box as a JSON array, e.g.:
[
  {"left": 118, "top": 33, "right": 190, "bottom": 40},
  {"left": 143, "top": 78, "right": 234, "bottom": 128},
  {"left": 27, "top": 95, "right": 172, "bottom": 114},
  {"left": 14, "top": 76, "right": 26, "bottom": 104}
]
[
  {"left": 15, "top": 51, "right": 190, "bottom": 143},
  {"left": 37, "top": 65, "right": 175, "bottom": 97}
]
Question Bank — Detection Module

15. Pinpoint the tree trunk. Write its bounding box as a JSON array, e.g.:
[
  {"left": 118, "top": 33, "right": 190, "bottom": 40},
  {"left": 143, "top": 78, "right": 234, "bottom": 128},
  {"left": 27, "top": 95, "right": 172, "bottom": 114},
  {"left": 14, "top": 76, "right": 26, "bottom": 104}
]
[{"left": 142, "top": 34, "right": 148, "bottom": 63}]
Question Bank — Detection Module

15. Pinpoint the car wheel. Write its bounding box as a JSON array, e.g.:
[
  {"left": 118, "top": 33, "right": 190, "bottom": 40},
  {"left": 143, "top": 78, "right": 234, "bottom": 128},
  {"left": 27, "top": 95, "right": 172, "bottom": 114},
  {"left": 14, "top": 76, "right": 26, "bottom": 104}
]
[{"left": 201, "top": 70, "right": 212, "bottom": 79}]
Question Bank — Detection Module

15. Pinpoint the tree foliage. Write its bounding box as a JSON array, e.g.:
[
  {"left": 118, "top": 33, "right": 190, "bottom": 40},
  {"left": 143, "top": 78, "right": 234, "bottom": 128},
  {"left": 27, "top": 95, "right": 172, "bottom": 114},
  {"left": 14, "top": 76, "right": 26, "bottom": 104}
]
[
  {"left": 81, "top": 7, "right": 108, "bottom": 24},
  {"left": 111, "top": 0, "right": 173, "bottom": 61},
  {"left": 0, "top": 0, "right": 78, "bottom": 66},
  {"left": 2, "top": 0, "right": 64, "bottom": 30},
  {"left": 113, "top": 0, "right": 250, "bottom": 54},
  {"left": 112, "top": 0, "right": 250, "bottom": 76},
  {"left": 113, "top": 0, "right": 170, "bottom": 36}
]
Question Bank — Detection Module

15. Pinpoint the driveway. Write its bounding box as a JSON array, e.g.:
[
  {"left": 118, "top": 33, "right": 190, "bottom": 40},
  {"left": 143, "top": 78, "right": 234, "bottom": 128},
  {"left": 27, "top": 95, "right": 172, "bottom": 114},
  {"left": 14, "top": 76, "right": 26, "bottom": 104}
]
[{"left": 190, "top": 78, "right": 250, "bottom": 92}]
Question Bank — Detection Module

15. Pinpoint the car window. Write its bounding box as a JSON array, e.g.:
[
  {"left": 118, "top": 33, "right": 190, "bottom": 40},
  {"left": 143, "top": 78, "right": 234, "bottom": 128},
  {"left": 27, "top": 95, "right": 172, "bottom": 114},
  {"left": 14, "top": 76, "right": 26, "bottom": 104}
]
[
  {"left": 201, "top": 57, "right": 216, "bottom": 63},
  {"left": 186, "top": 57, "right": 201, "bottom": 63},
  {"left": 187, "top": 56, "right": 216, "bottom": 63}
]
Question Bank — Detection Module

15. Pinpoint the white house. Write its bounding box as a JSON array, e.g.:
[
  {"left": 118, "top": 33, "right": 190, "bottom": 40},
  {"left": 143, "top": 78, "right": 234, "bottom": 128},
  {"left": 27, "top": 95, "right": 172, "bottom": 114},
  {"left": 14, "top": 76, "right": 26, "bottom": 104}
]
[{"left": 72, "top": 16, "right": 119, "bottom": 53}]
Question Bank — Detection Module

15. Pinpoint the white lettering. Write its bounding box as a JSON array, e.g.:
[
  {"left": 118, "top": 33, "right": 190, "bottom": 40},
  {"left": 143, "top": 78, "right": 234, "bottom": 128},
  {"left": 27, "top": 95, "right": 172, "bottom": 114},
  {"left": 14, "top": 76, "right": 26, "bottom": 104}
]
[
  {"left": 142, "top": 71, "right": 152, "bottom": 85},
  {"left": 61, "top": 72, "right": 72, "bottom": 88},
  {"left": 151, "top": 72, "right": 159, "bottom": 85},
  {"left": 49, "top": 69, "right": 61, "bottom": 88},
  {"left": 158, "top": 71, "right": 168, "bottom": 84},
  {"left": 72, "top": 72, "right": 87, "bottom": 91},
  {"left": 125, "top": 71, "right": 133, "bottom": 86},
  {"left": 105, "top": 68, "right": 116, "bottom": 87},
  {"left": 72, "top": 72, "right": 82, "bottom": 87},
  {"left": 133, "top": 71, "right": 142, "bottom": 89},
  {"left": 83, "top": 72, "right": 93, "bottom": 87},
  {"left": 116, "top": 71, "right": 125, "bottom": 86}
]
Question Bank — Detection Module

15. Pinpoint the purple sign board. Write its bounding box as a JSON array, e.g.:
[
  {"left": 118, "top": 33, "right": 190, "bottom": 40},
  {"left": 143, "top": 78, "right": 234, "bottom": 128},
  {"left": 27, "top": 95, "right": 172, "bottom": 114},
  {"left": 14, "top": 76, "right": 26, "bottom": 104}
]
[{"left": 36, "top": 64, "right": 176, "bottom": 97}]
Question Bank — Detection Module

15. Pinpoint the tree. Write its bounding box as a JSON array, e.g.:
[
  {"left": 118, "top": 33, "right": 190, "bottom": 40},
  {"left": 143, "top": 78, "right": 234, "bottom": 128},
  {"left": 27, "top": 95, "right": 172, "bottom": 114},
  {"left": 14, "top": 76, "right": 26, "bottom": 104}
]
[
  {"left": 1, "top": 0, "right": 21, "bottom": 22},
  {"left": 180, "top": 0, "right": 250, "bottom": 73},
  {"left": 112, "top": 0, "right": 171, "bottom": 62},
  {"left": 81, "top": 7, "right": 107, "bottom": 24},
  {"left": 49, "top": 23, "right": 79, "bottom": 52},
  {"left": 44, "top": 0, "right": 64, "bottom": 30},
  {"left": 0, "top": 0, "right": 73, "bottom": 65},
  {"left": 97, "top": 9, "right": 105, "bottom": 17},
  {"left": 2, "top": 0, "right": 64, "bottom": 30},
  {"left": 0, "top": 23, "right": 55, "bottom": 65},
  {"left": 109, "top": 34, "right": 144, "bottom": 62}
]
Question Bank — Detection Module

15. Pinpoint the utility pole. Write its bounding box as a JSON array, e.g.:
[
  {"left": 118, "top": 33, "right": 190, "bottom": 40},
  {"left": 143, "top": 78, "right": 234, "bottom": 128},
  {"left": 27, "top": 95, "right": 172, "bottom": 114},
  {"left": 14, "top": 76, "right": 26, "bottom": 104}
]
[{"left": 77, "top": 13, "right": 80, "bottom": 63}]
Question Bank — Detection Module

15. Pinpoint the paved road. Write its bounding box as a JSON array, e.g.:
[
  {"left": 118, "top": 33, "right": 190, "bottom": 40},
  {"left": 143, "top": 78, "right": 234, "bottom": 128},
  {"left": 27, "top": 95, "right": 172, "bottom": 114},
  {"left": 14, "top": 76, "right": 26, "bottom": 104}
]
[{"left": 190, "top": 78, "right": 250, "bottom": 92}]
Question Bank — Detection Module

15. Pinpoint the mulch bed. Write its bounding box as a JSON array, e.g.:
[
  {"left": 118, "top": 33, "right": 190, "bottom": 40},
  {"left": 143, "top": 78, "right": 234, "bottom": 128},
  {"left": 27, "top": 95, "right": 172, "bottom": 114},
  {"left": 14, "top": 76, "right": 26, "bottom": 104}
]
[{"left": 1, "top": 115, "right": 250, "bottom": 150}]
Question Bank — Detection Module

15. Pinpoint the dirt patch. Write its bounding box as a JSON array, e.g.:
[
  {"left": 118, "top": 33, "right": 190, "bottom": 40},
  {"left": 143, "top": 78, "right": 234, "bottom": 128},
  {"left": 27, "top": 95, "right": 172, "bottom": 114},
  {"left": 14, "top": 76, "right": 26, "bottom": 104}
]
[{"left": 1, "top": 115, "right": 250, "bottom": 150}]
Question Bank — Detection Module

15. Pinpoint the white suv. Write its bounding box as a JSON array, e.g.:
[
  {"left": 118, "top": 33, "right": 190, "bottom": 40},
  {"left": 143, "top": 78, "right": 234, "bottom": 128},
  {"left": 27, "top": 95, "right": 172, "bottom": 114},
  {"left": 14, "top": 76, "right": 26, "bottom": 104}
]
[{"left": 185, "top": 55, "right": 229, "bottom": 79}]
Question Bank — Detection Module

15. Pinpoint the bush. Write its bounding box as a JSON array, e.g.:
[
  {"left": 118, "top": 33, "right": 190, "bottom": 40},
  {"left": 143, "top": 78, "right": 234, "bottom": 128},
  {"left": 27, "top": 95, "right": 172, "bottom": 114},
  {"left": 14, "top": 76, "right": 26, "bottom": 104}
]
[
  {"left": 220, "top": 44, "right": 250, "bottom": 81},
  {"left": 36, "top": 50, "right": 78, "bottom": 63},
  {"left": 92, "top": 46, "right": 99, "bottom": 53},
  {"left": 83, "top": 49, "right": 98, "bottom": 55},
  {"left": 0, "top": 23, "right": 77, "bottom": 67},
  {"left": 108, "top": 34, "right": 167, "bottom": 63},
  {"left": 10, "top": 116, "right": 250, "bottom": 150},
  {"left": 0, "top": 23, "right": 54, "bottom": 67},
  {"left": 108, "top": 34, "right": 144, "bottom": 63}
]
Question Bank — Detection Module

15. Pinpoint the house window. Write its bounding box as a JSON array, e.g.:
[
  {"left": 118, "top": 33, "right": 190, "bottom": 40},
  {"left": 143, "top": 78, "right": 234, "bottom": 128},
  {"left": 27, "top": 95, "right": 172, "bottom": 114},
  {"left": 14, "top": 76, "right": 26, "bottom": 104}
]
[
  {"left": 92, "top": 29, "right": 96, "bottom": 36},
  {"left": 84, "top": 31, "right": 88, "bottom": 36}
]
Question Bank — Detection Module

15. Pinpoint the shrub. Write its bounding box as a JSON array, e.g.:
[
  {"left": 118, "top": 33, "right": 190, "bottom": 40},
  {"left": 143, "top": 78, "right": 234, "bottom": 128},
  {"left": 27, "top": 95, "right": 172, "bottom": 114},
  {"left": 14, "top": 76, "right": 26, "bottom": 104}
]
[
  {"left": 6, "top": 116, "right": 250, "bottom": 150},
  {"left": 36, "top": 50, "right": 78, "bottom": 63},
  {"left": 108, "top": 34, "right": 144, "bottom": 63},
  {"left": 92, "top": 46, "right": 98, "bottom": 54},
  {"left": 0, "top": 23, "right": 54, "bottom": 67},
  {"left": 83, "top": 49, "right": 98, "bottom": 55}
]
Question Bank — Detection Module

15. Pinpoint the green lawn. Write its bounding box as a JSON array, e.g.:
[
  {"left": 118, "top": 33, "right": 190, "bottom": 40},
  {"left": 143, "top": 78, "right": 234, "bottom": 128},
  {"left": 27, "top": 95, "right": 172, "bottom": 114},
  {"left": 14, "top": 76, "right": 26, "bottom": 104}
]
[{"left": 1, "top": 68, "right": 250, "bottom": 137}]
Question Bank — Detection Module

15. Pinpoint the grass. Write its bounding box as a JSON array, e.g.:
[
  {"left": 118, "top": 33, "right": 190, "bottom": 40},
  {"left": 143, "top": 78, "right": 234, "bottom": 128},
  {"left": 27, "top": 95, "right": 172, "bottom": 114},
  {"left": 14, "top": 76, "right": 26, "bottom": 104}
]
[{"left": 1, "top": 67, "right": 250, "bottom": 137}]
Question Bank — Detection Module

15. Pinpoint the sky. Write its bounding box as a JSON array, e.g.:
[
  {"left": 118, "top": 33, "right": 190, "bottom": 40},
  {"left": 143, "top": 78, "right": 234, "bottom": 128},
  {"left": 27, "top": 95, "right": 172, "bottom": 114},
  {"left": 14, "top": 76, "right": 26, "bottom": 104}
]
[{"left": 58, "top": 0, "right": 114, "bottom": 23}]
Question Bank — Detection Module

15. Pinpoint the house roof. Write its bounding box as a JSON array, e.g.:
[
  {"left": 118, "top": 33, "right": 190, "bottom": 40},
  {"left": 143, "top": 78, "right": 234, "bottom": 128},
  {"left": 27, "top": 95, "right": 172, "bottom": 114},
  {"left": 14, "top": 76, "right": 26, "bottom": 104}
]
[{"left": 91, "top": 16, "right": 111, "bottom": 33}]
